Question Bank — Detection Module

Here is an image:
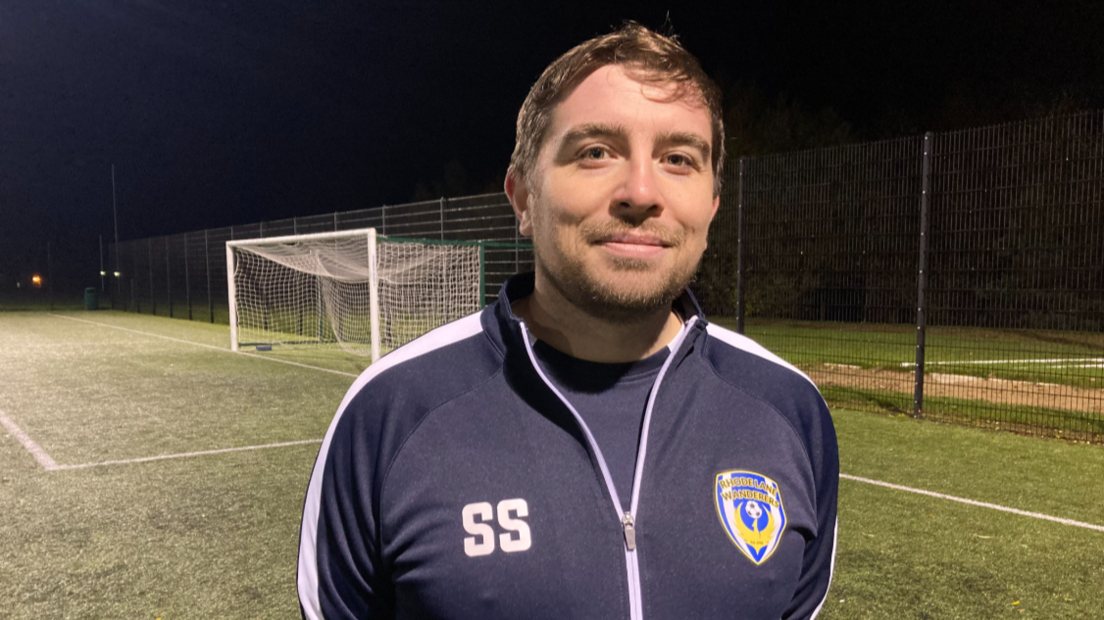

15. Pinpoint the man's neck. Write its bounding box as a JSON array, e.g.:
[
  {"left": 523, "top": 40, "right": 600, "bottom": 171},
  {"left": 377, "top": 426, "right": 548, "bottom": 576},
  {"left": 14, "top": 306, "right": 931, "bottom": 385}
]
[{"left": 511, "top": 273, "right": 685, "bottom": 364}]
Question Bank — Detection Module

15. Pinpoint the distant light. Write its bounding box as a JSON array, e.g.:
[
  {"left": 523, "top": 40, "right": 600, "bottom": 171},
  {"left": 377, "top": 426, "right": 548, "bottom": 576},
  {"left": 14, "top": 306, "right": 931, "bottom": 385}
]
[
  {"left": 31, "top": 275, "right": 41, "bottom": 284},
  {"left": 100, "top": 270, "right": 106, "bottom": 276},
  {"left": 113, "top": 271, "right": 121, "bottom": 277}
]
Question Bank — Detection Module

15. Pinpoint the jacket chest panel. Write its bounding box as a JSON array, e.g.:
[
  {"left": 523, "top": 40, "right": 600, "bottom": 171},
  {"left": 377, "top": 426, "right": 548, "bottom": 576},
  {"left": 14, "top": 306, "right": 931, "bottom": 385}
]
[
  {"left": 380, "top": 388, "right": 629, "bottom": 620},
  {"left": 634, "top": 383, "right": 816, "bottom": 618}
]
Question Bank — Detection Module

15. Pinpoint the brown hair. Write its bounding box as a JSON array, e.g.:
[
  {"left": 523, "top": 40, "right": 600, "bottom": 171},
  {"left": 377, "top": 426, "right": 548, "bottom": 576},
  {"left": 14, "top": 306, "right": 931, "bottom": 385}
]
[{"left": 509, "top": 21, "right": 725, "bottom": 195}]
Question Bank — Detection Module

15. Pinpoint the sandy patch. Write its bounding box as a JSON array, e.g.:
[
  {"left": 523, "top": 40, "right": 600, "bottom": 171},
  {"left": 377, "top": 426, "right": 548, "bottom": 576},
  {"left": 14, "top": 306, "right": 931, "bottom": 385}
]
[{"left": 806, "top": 363, "right": 1104, "bottom": 415}]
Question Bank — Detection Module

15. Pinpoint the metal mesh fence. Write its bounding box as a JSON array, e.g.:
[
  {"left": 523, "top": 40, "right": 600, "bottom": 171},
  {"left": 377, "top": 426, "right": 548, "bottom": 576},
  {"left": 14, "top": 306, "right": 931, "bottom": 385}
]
[
  {"left": 696, "top": 111, "right": 1104, "bottom": 442},
  {"left": 701, "top": 137, "right": 925, "bottom": 417},
  {"left": 110, "top": 111, "right": 1104, "bottom": 441},
  {"left": 921, "top": 114, "right": 1104, "bottom": 439}
]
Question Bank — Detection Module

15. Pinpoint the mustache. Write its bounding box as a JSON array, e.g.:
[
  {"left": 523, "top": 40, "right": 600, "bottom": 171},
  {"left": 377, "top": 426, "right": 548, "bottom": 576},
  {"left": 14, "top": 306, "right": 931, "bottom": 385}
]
[{"left": 580, "top": 220, "right": 685, "bottom": 247}]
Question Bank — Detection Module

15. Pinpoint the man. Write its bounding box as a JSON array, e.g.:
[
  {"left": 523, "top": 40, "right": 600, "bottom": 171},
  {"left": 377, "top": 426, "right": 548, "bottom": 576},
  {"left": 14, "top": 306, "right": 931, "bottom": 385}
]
[{"left": 299, "top": 22, "right": 838, "bottom": 619}]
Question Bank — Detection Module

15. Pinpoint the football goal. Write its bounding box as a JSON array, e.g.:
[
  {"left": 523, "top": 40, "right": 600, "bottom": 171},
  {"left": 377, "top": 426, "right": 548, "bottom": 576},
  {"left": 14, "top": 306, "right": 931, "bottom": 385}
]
[{"left": 226, "top": 229, "right": 483, "bottom": 361}]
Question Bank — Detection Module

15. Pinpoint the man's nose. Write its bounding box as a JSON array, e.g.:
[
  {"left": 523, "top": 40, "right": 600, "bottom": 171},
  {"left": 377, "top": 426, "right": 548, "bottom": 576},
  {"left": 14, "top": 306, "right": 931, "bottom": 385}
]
[{"left": 612, "top": 157, "right": 662, "bottom": 218}]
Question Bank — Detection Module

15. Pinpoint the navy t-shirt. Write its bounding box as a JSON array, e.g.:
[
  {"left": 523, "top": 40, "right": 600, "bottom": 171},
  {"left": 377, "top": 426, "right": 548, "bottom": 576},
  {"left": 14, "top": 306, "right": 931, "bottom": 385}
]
[{"left": 531, "top": 340, "right": 671, "bottom": 510}]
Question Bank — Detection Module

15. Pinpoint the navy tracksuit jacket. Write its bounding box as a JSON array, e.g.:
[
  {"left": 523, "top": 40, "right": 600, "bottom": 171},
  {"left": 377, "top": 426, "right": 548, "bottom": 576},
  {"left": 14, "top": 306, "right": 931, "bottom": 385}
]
[{"left": 299, "top": 273, "right": 839, "bottom": 619}]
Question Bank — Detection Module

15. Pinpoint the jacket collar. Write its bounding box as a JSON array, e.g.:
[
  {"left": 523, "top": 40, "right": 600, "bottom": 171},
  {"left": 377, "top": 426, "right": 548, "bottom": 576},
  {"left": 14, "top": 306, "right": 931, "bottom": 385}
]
[{"left": 482, "top": 271, "right": 707, "bottom": 363}]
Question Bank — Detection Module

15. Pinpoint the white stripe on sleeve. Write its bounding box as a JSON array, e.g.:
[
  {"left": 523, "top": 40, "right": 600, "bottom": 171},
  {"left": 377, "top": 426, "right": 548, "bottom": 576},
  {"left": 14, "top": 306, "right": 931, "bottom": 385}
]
[
  {"left": 705, "top": 323, "right": 818, "bottom": 389},
  {"left": 298, "top": 312, "right": 486, "bottom": 619}
]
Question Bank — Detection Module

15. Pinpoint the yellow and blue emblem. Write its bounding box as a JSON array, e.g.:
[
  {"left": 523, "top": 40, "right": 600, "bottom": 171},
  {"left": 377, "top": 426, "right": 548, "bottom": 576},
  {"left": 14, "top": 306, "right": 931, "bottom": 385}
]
[{"left": 714, "top": 470, "right": 786, "bottom": 565}]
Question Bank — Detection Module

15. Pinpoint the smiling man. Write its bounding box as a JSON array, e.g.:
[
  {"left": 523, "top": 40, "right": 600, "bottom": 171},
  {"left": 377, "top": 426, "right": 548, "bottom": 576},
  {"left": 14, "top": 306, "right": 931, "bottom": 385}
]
[
  {"left": 299, "top": 23, "right": 838, "bottom": 620},
  {"left": 506, "top": 61, "right": 716, "bottom": 362}
]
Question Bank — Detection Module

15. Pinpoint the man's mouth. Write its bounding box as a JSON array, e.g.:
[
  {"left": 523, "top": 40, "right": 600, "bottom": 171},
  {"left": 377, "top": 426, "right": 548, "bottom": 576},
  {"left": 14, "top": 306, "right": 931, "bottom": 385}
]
[{"left": 596, "top": 233, "right": 672, "bottom": 258}]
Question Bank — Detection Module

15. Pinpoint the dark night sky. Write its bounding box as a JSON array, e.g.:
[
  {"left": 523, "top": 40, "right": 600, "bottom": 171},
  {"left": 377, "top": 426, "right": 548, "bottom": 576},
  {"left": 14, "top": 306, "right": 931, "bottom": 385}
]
[{"left": 2, "top": 0, "right": 1102, "bottom": 287}]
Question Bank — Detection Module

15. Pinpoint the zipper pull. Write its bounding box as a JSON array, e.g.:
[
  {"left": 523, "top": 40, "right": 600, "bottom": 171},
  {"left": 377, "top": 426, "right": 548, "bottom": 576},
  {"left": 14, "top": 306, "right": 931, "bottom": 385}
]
[{"left": 622, "top": 513, "right": 636, "bottom": 551}]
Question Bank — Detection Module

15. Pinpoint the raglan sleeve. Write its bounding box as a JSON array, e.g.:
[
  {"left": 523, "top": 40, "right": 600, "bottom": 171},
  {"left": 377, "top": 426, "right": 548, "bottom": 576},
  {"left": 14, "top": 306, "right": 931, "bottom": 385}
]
[
  {"left": 784, "top": 393, "right": 840, "bottom": 620},
  {"left": 298, "top": 391, "right": 395, "bottom": 620}
]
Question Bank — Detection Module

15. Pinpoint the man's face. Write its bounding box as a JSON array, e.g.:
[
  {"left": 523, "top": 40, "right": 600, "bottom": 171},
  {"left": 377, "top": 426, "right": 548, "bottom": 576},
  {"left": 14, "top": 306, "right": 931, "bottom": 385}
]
[{"left": 508, "top": 64, "right": 720, "bottom": 321}]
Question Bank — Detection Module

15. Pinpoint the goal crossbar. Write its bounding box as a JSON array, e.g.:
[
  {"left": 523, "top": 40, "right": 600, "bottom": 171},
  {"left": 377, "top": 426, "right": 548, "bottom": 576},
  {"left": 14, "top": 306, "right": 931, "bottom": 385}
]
[{"left": 227, "top": 229, "right": 378, "bottom": 248}]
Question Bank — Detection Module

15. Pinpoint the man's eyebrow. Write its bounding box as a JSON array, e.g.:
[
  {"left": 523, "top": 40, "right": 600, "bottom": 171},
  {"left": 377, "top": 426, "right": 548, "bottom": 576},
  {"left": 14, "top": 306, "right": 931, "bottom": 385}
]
[
  {"left": 559, "top": 123, "right": 630, "bottom": 147},
  {"left": 657, "top": 131, "right": 711, "bottom": 163}
]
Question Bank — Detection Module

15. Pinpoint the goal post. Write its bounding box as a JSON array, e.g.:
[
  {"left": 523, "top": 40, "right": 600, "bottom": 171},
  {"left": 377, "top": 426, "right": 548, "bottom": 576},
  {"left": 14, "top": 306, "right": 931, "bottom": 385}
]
[
  {"left": 368, "top": 229, "right": 380, "bottom": 361},
  {"left": 226, "top": 228, "right": 484, "bottom": 361}
]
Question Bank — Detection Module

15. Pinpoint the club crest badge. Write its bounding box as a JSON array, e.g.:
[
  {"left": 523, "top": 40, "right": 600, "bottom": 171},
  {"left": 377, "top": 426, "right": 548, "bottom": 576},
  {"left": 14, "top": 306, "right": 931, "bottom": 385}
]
[{"left": 714, "top": 470, "right": 787, "bottom": 565}]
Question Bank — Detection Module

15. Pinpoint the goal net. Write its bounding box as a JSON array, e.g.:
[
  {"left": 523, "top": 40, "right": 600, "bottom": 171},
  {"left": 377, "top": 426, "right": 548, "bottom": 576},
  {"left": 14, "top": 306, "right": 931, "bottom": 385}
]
[{"left": 227, "top": 229, "right": 482, "bottom": 361}]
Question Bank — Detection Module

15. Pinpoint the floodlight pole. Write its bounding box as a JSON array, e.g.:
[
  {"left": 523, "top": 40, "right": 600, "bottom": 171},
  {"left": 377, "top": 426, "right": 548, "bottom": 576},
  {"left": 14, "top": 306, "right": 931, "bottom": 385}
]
[
  {"left": 111, "top": 165, "right": 119, "bottom": 275},
  {"left": 111, "top": 165, "right": 120, "bottom": 305}
]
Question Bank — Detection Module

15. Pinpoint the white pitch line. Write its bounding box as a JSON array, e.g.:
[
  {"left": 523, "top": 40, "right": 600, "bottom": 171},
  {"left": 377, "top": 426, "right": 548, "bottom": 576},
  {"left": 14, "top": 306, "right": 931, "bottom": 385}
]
[
  {"left": 53, "top": 439, "right": 323, "bottom": 470},
  {"left": 902, "top": 357, "right": 1104, "bottom": 367},
  {"left": 841, "top": 473, "right": 1104, "bottom": 533},
  {"left": 0, "top": 409, "right": 59, "bottom": 471},
  {"left": 49, "top": 314, "right": 359, "bottom": 378}
]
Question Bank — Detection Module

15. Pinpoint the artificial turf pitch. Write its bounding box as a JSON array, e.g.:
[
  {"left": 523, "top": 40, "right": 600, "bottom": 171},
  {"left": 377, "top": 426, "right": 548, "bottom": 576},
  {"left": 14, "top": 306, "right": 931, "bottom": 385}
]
[{"left": 1, "top": 311, "right": 1102, "bottom": 618}]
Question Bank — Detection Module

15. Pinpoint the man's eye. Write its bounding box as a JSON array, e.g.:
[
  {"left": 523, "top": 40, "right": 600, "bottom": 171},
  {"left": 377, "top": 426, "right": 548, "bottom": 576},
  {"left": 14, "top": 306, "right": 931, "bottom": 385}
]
[
  {"left": 665, "top": 153, "right": 695, "bottom": 167},
  {"left": 581, "top": 147, "right": 606, "bottom": 160}
]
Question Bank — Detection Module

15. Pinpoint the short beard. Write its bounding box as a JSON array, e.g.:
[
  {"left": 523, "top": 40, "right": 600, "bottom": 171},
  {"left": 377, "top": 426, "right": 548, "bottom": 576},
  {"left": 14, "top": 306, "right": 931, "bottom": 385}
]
[{"left": 536, "top": 242, "right": 698, "bottom": 324}]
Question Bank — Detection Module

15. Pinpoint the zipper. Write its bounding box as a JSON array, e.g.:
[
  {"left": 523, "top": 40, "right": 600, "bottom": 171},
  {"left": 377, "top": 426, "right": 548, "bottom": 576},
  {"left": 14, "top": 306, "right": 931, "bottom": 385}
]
[
  {"left": 622, "top": 513, "right": 636, "bottom": 550},
  {"left": 519, "top": 318, "right": 697, "bottom": 620}
]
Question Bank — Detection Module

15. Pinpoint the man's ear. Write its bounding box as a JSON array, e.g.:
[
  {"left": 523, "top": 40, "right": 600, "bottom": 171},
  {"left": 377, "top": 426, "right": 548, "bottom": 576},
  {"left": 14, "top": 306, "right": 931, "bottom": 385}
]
[
  {"left": 505, "top": 167, "right": 533, "bottom": 237},
  {"left": 711, "top": 194, "right": 720, "bottom": 220}
]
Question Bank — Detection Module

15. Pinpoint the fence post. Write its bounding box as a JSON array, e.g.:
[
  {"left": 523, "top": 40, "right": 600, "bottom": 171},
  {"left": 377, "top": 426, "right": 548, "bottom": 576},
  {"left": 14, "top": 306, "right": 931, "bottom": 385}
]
[
  {"left": 184, "top": 234, "right": 192, "bottom": 321},
  {"left": 293, "top": 217, "right": 298, "bottom": 235},
  {"left": 148, "top": 239, "right": 157, "bottom": 316},
  {"left": 382, "top": 205, "right": 387, "bottom": 235},
  {"left": 165, "top": 236, "right": 173, "bottom": 318},
  {"left": 914, "top": 132, "right": 933, "bottom": 418},
  {"left": 736, "top": 157, "right": 747, "bottom": 335},
  {"left": 334, "top": 211, "right": 339, "bottom": 231},
  {"left": 205, "top": 230, "right": 214, "bottom": 323}
]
